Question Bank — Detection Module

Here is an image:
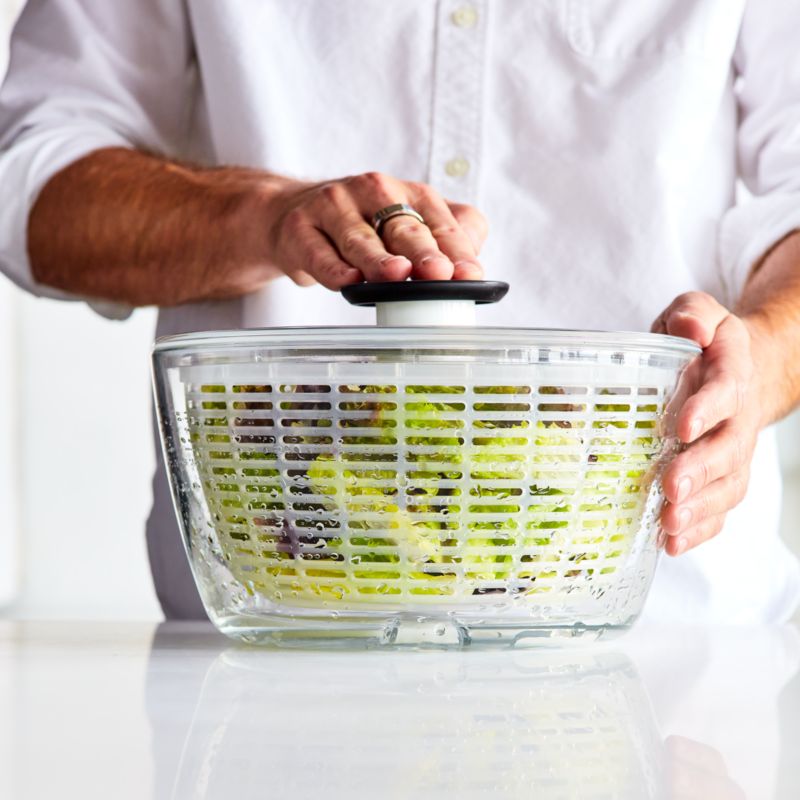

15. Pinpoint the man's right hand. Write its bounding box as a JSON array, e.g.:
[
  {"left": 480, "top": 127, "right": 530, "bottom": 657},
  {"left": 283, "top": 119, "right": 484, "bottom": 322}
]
[
  {"left": 264, "top": 172, "right": 487, "bottom": 290},
  {"left": 28, "top": 148, "right": 487, "bottom": 306}
]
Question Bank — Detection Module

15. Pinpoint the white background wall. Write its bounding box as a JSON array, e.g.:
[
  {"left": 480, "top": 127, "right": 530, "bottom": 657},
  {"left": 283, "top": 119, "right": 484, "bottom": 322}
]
[
  {"left": 0, "top": 0, "right": 161, "bottom": 619},
  {"left": 0, "top": 0, "right": 21, "bottom": 608},
  {"left": 0, "top": 0, "right": 798, "bottom": 620}
]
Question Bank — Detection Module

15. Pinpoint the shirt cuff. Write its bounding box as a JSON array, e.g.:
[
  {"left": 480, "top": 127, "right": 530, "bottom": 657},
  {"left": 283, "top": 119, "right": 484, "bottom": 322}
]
[
  {"left": 718, "top": 192, "right": 800, "bottom": 305},
  {"left": 0, "top": 128, "right": 135, "bottom": 320}
]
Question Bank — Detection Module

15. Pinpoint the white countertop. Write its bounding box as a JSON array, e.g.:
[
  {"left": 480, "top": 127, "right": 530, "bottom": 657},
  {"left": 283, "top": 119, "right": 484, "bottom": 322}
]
[{"left": 1, "top": 621, "right": 798, "bottom": 800}]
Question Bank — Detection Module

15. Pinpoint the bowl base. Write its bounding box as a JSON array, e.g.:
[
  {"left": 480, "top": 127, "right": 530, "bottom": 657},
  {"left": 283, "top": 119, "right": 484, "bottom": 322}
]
[{"left": 215, "top": 612, "right": 632, "bottom": 650}]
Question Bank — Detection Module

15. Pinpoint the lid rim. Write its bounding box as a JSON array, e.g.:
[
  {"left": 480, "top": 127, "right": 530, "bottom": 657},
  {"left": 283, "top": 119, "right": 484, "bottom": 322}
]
[{"left": 341, "top": 279, "right": 510, "bottom": 306}]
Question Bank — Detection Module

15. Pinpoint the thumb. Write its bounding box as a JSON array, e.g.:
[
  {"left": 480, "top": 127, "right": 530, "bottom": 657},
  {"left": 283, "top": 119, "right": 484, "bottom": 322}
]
[{"left": 652, "top": 292, "right": 729, "bottom": 348}]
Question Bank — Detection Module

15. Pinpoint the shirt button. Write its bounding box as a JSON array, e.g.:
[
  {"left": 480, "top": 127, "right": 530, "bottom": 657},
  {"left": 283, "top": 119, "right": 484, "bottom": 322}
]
[
  {"left": 451, "top": 5, "right": 478, "bottom": 28},
  {"left": 445, "top": 157, "right": 471, "bottom": 178}
]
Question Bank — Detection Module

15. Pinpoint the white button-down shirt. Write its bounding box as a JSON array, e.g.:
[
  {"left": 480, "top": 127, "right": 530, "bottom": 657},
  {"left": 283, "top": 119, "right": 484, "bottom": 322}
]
[{"left": 1, "top": 0, "right": 799, "bottom": 622}]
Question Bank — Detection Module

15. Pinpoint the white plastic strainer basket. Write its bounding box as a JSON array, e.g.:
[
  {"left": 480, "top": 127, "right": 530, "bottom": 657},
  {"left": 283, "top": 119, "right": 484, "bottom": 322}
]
[{"left": 152, "top": 281, "right": 699, "bottom": 646}]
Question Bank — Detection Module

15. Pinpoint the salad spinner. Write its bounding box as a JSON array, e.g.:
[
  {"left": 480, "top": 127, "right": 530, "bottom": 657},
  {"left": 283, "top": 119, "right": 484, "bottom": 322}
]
[{"left": 152, "top": 280, "right": 700, "bottom": 647}]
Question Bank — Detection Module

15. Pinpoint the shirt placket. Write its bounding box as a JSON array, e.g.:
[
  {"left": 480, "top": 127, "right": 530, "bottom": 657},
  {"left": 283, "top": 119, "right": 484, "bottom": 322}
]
[{"left": 428, "top": 0, "right": 488, "bottom": 205}]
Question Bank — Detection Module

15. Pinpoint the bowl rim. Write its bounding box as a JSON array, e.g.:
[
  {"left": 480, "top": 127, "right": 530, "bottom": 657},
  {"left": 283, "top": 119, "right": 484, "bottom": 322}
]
[{"left": 152, "top": 326, "right": 702, "bottom": 357}]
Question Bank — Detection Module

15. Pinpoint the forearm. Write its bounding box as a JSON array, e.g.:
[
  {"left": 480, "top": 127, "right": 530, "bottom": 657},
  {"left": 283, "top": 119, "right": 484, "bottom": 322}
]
[
  {"left": 736, "top": 231, "right": 800, "bottom": 425},
  {"left": 28, "top": 147, "right": 290, "bottom": 306},
  {"left": 27, "top": 148, "right": 486, "bottom": 305}
]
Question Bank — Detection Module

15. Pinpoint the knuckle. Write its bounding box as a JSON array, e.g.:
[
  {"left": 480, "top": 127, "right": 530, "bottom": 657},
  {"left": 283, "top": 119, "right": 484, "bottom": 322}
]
[
  {"left": 470, "top": 211, "right": 489, "bottom": 238},
  {"left": 305, "top": 247, "right": 336, "bottom": 276},
  {"left": 730, "top": 470, "right": 749, "bottom": 506},
  {"left": 671, "top": 291, "right": 700, "bottom": 311},
  {"left": 670, "top": 291, "right": 724, "bottom": 323},
  {"left": 341, "top": 226, "right": 374, "bottom": 252},
  {"left": 734, "top": 377, "right": 749, "bottom": 414},
  {"left": 696, "top": 491, "right": 713, "bottom": 521},
  {"left": 409, "top": 181, "right": 436, "bottom": 199},
  {"left": 706, "top": 372, "right": 740, "bottom": 420},
  {"left": 283, "top": 208, "right": 307, "bottom": 235},
  {"left": 696, "top": 457, "right": 711, "bottom": 489},
  {"left": 428, "top": 223, "right": 461, "bottom": 239},
  {"left": 675, "top": 290, "right": 715, "bottom": 310},
  {"left": 727, "top": 427, "right": 749, "bottom": 471},
  {"left": 720, "top": 370, "right": 747, "bottom": 414},
  {"left": 386, "top": 220, "right": 427, "bottom": 239},
  {"left": 355, "top": 171, "right": 393, "bottom": 195},
  {"left": 319, "top": 182, "right": 347, "bottom": 206},
  {"left": 734, "top": 383, "right": 746, "bottom": 415}
]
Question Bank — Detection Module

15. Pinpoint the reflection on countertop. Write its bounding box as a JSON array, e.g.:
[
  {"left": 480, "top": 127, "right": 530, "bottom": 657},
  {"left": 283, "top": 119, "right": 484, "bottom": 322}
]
[
  {"left": 160, "top": 642, "right": 660, "bottom": 798},
  {"left": 1, "top": 621, "right": 798, "bottom": 799}
]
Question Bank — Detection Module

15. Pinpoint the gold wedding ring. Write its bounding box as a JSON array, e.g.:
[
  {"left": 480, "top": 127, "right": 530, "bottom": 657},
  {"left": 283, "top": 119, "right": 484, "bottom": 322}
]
[{"left": 372, "top": 203, "right": 426, "bottom": 237}]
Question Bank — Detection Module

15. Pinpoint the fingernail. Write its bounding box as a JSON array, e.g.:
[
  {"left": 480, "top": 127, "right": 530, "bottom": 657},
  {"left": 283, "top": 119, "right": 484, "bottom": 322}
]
[
  {"left": 688, "top": 418, "right": 704, "bottom": 441},
  {"left": 380, "top": 255, "right": 411, "bottom": 268},
  {"left": 678, "top": 507, "right": 692, "bottom": 530},
  {"left": 657, "top": 526, "right": 668, "bottom": 549},
  {"left": 676, "top": 476, "right": 692, "bottom": 503},
  {"left": 676, "top": 536, "right": 689, "bottom": 555},
  {"left": 454, "top": 260, "right": 482, "bottom": 275},
  {"left": 418, "top": 255, "right": 453, "bottom": 274}
]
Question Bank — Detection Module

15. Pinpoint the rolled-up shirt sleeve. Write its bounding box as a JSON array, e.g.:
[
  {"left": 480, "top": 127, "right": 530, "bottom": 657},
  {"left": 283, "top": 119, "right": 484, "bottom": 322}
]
[
  {"left": 719, "top": 0, "right": 800, "bottom": 301},
  {"left": 0, "top": 0, "right": 194, "bottom": 315}
]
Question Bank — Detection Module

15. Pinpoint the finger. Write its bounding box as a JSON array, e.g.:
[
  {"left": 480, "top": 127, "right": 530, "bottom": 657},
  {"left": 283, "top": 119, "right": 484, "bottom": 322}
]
[
  {"left": 675, "top": 316, "right": 751, "bottom": 443},
  {"left": 309, "top": 181, "right": 413, "bottom": 282},
  {"left": 669, "top": 762, "right": 746, "bottom": 800},
  {"left": 661, "top": 468, "right": 749, "bottom": 535},
  {"left": 665, "top": 736, "right": 729, "bottom": 777},
  {"left": 319, "top": 173, "right": 447, "bottom": 280},
  {"left": 325, "top": 211, "right": 413, "bottom": 282},
  {"left": 665, "top": 512, "right": 726, "bottom": 556},
  {"left": 411, "top": 190, "right": 483, "bottom": 278},
  {"left": 662, "top": 420, "right": 753, "bottom": 503},
  {"left": 353, "top": 180, "right": 456, "bottom": 279},
  {"left": 409, "top": 188, "right": 483, "bottom": 280},
  {"left": 651, "top": 291, "right": 729, "bottom": 347},
  {"left": 449, "top": 202, "right": 489, "bottom": 253},
  {"left": 293, "top": 224, "right": 363, "bottom": 290},
  {"left": 286, "top": 269, "right": 317, "bottom": 287},
  {"left": 379, "top": 212, "right": 455, "bottom": 280},
  {"left": 650, "top": 308, "right": 668, "bottom": 335},
  {"left": 451, "top": 261, "right": 484, "bottom": 280}
]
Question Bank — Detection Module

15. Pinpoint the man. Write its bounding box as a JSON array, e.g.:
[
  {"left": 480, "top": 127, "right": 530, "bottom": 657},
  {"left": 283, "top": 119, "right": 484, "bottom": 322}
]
[{"left": 1, "top": 0, "right": 799, "bottom": 621}]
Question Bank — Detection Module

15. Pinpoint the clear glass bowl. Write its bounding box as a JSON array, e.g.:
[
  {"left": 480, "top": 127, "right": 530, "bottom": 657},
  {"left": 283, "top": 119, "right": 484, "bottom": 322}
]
[{"left": 152, "top": 327, "right": 700, "bottom": 647}]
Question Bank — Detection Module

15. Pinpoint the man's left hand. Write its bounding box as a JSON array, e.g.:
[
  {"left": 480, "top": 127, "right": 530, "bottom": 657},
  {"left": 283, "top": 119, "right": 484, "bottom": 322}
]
[{"left": 651, "top": 292, "right": 764, "bottom": 556}]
